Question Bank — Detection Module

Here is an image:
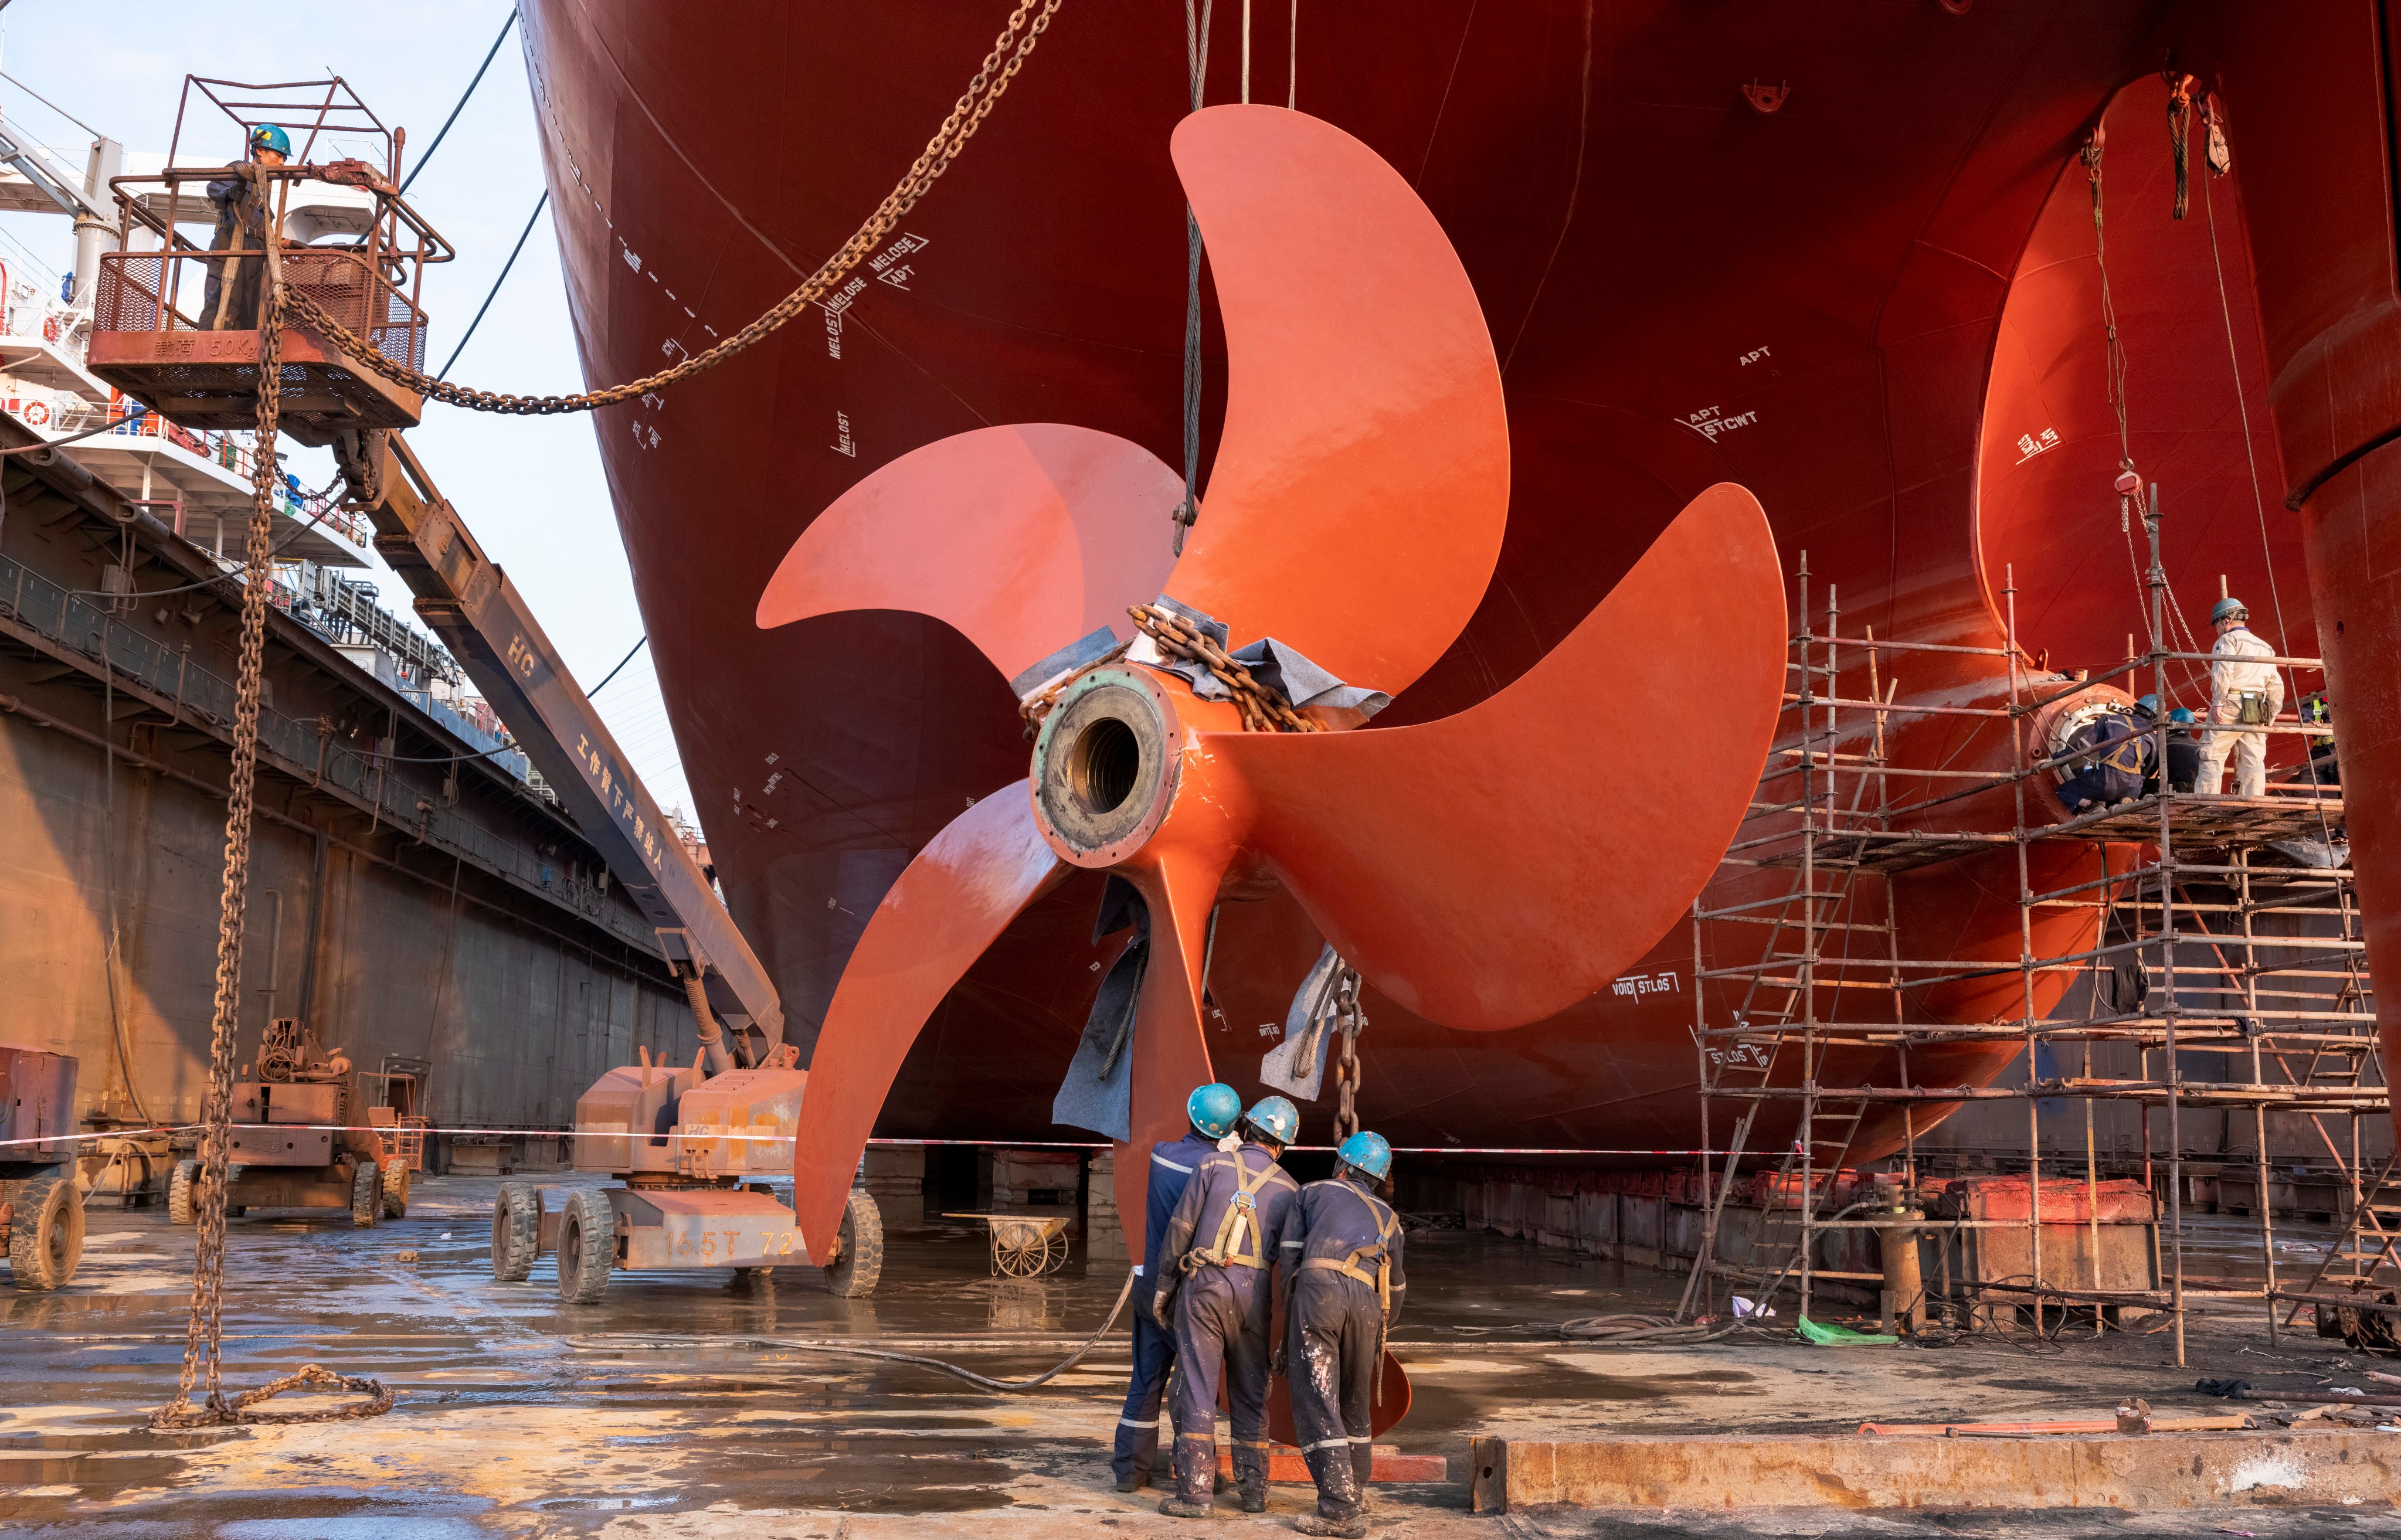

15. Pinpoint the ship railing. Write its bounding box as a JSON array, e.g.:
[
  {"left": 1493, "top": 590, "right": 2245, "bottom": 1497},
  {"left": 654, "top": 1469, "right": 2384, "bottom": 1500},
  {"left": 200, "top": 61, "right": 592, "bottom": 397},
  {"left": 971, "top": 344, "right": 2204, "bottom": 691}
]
[
  {"left": 92, "top": 234, "right": 433, "bottom": 375},
  {"left": 0, "top": 546, "right": 649, "bottom": 951}
]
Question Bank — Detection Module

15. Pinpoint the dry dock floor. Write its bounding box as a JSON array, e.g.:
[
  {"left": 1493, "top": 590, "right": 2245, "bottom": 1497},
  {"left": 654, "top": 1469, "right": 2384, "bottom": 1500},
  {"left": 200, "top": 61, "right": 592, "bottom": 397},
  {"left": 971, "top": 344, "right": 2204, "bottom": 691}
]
[{"left": 2, "top": 1174, "right": 2396, "bottom": 1537}]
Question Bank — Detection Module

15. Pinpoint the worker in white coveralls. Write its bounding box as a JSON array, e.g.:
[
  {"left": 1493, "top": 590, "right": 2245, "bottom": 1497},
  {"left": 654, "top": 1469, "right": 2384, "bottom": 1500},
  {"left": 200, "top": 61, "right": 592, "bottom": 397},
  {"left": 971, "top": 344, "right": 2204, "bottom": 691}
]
[{"left": 2193, "top": 596, "right": 2284, "bottom": 798}]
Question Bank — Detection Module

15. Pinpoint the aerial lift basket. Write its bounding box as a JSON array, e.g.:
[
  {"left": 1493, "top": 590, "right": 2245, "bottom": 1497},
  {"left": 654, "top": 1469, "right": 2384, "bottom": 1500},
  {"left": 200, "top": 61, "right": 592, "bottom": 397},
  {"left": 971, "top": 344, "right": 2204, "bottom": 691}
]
[{"left": 83, "top": 76, "right": 453, "bottom": 446}]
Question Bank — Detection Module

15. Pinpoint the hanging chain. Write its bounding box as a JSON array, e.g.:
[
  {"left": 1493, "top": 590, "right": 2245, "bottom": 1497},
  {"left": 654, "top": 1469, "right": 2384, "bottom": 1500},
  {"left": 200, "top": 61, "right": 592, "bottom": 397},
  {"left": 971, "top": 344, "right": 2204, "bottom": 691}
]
[
  {"left": 1330, "top": 963, "right": 1366, "bottom": 1143},
  {"left": 282, "top": 0, "right": 1063, "bottom": 418},
  {"left": 1123, "top": 603, "right": 1320, "bottom": 733},
  {"left": 155, "top": 241, "right": 388, "bottom": 1429}
]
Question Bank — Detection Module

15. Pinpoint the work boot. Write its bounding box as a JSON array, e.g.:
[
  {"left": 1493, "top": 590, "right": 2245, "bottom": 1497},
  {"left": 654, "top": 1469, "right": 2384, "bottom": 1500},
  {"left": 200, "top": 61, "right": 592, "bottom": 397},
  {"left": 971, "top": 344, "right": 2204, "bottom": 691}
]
[
  {"left": 1115, "top": 1472, "right": 1145, "bottom": 1493},
  {"left": 1238, "top": 1479, "right": 1266, "bottom": 1513},
  {"left": 1295, "top": 1515, "right": 1368, "bottom": 1538},
  {"left": 1157, "top": 1495, "right": 1215, "bottom": 1518}
]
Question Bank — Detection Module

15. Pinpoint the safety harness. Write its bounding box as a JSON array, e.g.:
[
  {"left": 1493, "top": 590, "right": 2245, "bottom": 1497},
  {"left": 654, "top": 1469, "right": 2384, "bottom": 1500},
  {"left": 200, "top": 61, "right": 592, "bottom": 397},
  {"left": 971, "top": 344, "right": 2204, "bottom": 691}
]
[
  {"left": 1300, "top": 1183, "right": 1401, "bottom": 1320},
  {"left": 1186, "top": 1153, "right": 1284, "bottom": 1271}
]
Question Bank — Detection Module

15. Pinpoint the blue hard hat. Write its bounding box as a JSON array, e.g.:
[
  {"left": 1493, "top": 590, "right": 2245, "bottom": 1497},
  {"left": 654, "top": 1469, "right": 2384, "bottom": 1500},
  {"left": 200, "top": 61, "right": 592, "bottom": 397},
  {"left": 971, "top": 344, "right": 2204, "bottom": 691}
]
[
  {"left": 2210, "top": 596, "right": 2248, "bottom": 625},
  {"left": 1243, "top": 1095, "right": 1300, "bottom": 1146},
  {"left": 250, "top": 123, "right": 291, "bottom": 158},
  {"left": 1337, "top": 1130, "right": 1393, "bottom": 1181},
  {"left": 2169, "top": 707, "right": 2195, "bottom": 724},
  {"left": 1186, "top": 1083, "right": 1241, "bottom": 1138},
  {"left": 2135, "top": 693, "right": 2159, "bottom": 717}
]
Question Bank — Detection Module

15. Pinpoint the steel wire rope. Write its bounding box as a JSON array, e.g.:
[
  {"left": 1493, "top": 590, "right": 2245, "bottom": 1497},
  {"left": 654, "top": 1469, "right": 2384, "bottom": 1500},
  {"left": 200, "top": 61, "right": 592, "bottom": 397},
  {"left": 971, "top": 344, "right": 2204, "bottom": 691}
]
[
  {"left": 397, "top": 10, "right": 521, "bottom": 198},
  {"left": 2086, "top": 132, "right": 2205, "bottom": 701},
  {"left": 0, "top": 69, "right": 102, "bottom": 140},
  {"left": 278, "top": 0, "right": 1064, "bottom": 419},
  {"left": 2198, "top": 159, "right": 2341, "bottom": 853},
  {"left": 1173, "top": 0, "right": 1214, "bottom": 556},
  {"left": 587, "top": 633, "right": 648, "bottom": 696},
  {"left": 599, "top": 1264, "right": 1140, "bottom": 1393},
  {"left": 437, "top": 190, "right": 548, "bottom": 380}
]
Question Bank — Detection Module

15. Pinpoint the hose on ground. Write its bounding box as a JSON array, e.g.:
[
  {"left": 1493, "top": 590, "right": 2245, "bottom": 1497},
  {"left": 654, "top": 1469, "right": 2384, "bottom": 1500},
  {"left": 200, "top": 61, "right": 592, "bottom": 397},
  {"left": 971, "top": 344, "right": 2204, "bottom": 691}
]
[
  {"left": 590, "top": 1264, "right": 1140, "bottom": 1394},
  {"left": 1555, "top": 1312, "right": 1750, "bottom": 1345}
]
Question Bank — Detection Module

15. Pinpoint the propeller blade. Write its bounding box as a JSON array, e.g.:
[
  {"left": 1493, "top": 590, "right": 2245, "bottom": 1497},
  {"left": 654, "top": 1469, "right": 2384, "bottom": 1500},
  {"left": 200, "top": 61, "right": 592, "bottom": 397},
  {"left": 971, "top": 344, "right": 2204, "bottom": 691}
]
[
  {"left": 1108, "top": 835, "right": 1232, "bottom": 1259},
  {"left": 788, "top": 781, "right": 1068, "bottom": 1255},
  {"left": 756, "top": 424, "right": 1183, "bottom": 693},
  {"left": 1164, "top": 106, "right": 1508, "bottom": 699},
  {"left": 1205, "top": 484, "right": 1785, "bottom": 1031}
]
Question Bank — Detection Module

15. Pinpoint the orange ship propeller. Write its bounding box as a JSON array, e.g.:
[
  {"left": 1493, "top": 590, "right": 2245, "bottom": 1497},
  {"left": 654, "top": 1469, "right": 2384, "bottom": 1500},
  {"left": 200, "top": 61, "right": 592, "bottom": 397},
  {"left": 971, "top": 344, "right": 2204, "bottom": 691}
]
[{"left": 765, "top": 108, "right": 1787, "bottom": 1293}]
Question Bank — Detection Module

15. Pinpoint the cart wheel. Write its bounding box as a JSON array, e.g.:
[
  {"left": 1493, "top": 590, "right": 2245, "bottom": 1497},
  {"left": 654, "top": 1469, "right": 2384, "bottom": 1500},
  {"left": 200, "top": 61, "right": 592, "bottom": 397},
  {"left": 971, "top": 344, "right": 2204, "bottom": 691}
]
[
  {"left": 380, "top": 1158, "right": 410, "bottom": 1219},
  {"left": 556, "top": 1189, "right": 614, "bottom": 1304},
  {"left": 350, "top": 1160, "right": 382, "bottom": 1228},
  {"left": 823, "top": 1190, "right": 883, "bottom": 1297},
  {"left": 491, "top": 1182, "right": 540, "bottom": 1281},
  {"left": 8, "top": 1175, "right": 83, "bottom": 1290},
  {"left": 1042, "top": 1230, "right": 1070, "bottom": 1276},
  {"left": 168, "top": 1160, "right": 199, "bottom": 1226}
]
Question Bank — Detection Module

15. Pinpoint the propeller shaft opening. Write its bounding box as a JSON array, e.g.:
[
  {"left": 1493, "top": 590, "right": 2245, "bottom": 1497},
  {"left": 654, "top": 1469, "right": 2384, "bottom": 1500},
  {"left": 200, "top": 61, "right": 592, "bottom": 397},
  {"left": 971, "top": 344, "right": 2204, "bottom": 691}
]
[{"left": 1071, "top": 717, "right": 1142, "bottom": 815}]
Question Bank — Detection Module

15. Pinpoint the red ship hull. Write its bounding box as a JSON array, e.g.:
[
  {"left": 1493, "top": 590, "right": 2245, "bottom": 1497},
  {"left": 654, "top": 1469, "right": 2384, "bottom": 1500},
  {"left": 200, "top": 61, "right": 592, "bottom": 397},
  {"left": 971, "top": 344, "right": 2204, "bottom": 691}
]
[{"left": 515, "top": 2, "right": 2390, "bottom": 1161}]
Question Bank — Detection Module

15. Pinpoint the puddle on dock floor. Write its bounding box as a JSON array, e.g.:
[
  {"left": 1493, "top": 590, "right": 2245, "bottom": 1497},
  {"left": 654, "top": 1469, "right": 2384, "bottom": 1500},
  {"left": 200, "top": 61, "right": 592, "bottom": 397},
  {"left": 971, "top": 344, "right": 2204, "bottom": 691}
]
[{"left": 4, "top": 1174, "right": 2397, "bottom": 1537}]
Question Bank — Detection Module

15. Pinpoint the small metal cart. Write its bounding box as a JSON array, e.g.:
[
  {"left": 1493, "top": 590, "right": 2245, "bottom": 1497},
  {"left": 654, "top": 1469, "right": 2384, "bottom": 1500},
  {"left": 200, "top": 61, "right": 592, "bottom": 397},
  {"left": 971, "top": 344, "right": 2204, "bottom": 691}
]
[{"left": 943, "top": 1212, "right": 1073, "bottom": 1277}]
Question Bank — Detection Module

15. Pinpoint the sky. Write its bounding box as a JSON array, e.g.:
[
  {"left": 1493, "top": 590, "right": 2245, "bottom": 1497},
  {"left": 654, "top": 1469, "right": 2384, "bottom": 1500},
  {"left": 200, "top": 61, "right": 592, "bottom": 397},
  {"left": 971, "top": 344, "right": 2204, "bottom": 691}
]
[{"left": 0, "top": 3, "right": 695, "bottom": 821}]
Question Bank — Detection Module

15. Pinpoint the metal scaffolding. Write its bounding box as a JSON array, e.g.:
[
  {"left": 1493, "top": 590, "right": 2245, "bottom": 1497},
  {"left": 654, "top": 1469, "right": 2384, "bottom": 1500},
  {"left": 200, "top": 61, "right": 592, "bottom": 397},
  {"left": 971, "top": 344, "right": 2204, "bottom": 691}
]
[{"left": 1682, "top": 523, "right": 2378, "bottom": 1368}]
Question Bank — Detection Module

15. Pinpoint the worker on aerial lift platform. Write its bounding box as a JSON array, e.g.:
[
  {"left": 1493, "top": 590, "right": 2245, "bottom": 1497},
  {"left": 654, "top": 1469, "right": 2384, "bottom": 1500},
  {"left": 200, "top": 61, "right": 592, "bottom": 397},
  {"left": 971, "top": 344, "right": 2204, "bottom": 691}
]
[
  {"left": 2195, "top": 596, "right": 2285, "bottom": 798},
  {"left": 1279, "top": 1131, "right": 1407, "bottom": 1539},
  {"left": 1151, "top": 1094, "right": 1301, "bottom": 1518},
  {"left": 203, "top": 123, "right": 288, "bottom": 332},
  {"left": 1112, "top": 1082, "right": 1241, "bottom": 1493}
]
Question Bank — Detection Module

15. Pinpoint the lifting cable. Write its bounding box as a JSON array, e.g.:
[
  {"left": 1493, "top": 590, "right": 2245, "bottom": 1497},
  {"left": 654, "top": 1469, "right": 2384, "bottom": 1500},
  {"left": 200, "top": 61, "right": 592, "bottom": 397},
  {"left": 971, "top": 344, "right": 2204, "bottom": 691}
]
[
  {"left": 398, "top": 10, "right": 522, "bottom": 198},
  {"left": 2196, "top": 122, "right": 2342, "bottom": 853},
  {"left": 284, "top": 0, "right": 1064, "bottom": 419},
  {"left": 2084, "top": 126, "right": 2206, "bottom": 697},
  {"left": 152, "top": 2, "right": 1068, "bottom": 1426},
  {"left": 1172, "top": 0, "right": 1214, "bottom": 555}
]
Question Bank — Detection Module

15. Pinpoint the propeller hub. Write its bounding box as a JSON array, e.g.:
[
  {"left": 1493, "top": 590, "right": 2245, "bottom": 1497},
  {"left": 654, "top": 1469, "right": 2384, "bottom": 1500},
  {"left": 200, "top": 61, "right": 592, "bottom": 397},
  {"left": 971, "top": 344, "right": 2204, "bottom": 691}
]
[{"left": 1029, "top": 667, "right": 1187, "bottom": 866}]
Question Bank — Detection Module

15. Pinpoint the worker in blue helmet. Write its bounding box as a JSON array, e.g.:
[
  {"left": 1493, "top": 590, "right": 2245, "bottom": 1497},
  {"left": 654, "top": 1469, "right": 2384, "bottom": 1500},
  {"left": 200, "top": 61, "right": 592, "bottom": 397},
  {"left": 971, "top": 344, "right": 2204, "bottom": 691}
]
[
  {"left": 2195, "top": 596, "right": 2284, "bottom": 797},
  {"left": 1150, "top": 1094, "right": 1301, "bottom": 1518},
  {"left": 1111, "top": 1082, "right": 1242, "bottom": 1492},
  {"left": 203, "top": 123, "right": 292, "bottom": 331},
  {"left": 1278, "top": 1131, "right": 1405, "bottom": 1537}
]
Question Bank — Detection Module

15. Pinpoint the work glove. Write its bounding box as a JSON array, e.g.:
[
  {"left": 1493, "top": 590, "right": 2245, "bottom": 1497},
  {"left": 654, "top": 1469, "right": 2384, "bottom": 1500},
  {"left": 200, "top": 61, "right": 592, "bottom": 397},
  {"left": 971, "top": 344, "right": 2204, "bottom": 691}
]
[{"left": 1270, "top": 1345, "right": 1288, "bottom": 1378}]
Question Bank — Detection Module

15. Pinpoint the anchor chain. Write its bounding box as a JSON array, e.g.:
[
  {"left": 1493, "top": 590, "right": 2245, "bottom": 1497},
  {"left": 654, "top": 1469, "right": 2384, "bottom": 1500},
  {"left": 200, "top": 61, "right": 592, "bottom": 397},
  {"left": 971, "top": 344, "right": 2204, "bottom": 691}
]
[
  {"left": 154, "top": 256, "right": 388, "bottom": 1429},
  {"left": 1123, "top": 603, "right": 1319, "bottom": 734},
  {"left": 281, "top": 0, "right": 1062, "bottom": 419},
  {"left": 1331, "top": 963, "right": 1366, "bottom": 1144}
]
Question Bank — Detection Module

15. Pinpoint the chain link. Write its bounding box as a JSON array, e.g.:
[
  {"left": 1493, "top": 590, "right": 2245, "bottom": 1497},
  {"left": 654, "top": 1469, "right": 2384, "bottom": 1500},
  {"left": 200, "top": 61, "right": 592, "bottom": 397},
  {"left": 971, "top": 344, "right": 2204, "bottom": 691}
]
[
  {"left": 154, "top": 257, "right": 388, "bottom": 1430},
  {"left": 1332, "top": 964, "right": 1365, "bottom": 1144},
  {"left": 1123, "top": 603, "right": 1321, "bottom": 734},
  {"left": 284, "top": 0, "right": 1062, "bottom": 419}
]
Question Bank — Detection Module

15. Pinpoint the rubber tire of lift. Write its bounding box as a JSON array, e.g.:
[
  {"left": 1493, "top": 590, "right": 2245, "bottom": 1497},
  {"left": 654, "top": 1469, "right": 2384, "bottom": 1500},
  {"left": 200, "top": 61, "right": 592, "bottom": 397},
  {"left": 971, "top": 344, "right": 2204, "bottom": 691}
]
[
  {"left": 822, "top": 1190, "right": 884, "bottom": 1297},
  {"left": 350, "top": 1160, "right": 382, "bottom": 1229},
  {"left": 168, "top": 1160, "right": 199, "bottom": 1225},
  {"left": 491, "top": 1182, "right": 540, "bottom": 1282},
  {"left": 556, "top": 1188, "right": 614, "bottom": 1305},
  {"left": 8, "top": 1175, "right": 83, "bottom": 1290},
  {"left": 380, "top": 1158, "right": 410, "bottom": 1219}
]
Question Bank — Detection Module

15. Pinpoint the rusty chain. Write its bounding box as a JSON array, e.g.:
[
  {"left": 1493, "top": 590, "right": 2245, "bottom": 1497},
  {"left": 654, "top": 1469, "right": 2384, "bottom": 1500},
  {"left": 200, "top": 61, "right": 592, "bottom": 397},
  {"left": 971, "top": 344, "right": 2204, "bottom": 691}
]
[
  {"left": 284, "top": 0, "right": 1062, "bottom": 419},
  {"left": 1331, "top": 964, "right": 1366, "bottom": 1144},
  {"left": 154, "top": 257, "right": 388, "bottom": 1430},
  {"left": 1123, "top": 603, "right": 1321, "bottom": 734}
]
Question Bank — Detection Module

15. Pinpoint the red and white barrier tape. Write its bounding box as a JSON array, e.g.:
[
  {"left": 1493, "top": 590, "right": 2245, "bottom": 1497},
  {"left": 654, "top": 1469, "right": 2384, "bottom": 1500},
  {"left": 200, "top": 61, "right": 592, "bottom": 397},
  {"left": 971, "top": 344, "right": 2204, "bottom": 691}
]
[{"left": 3, "top": 1123, "right": 1734, "bottom": 1158}]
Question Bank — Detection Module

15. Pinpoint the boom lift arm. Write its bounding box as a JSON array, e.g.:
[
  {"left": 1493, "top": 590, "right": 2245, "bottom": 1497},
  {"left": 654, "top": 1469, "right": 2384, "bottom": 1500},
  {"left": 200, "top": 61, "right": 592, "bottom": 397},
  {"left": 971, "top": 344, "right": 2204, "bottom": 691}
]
[{"left": 351, "top": 430, "right": 782, "bottom": 1071}]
